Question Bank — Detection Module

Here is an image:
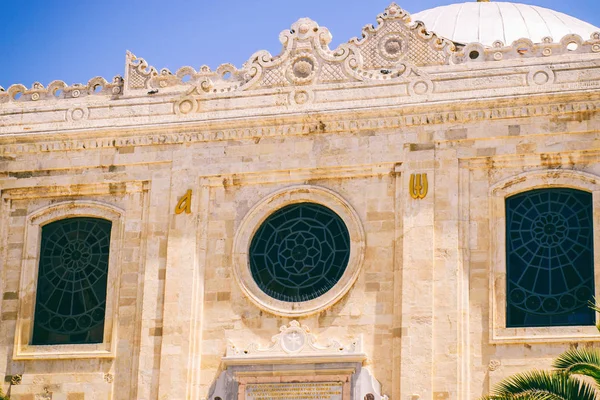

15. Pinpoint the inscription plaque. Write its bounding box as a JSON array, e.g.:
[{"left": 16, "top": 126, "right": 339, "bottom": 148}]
[{"left": 245, "top": 382, "right": 343, "bottom": 400}]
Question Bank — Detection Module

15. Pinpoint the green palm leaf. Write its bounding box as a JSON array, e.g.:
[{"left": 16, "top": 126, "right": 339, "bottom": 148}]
[
  {"left": 553, "top": 347, "right": 600, "bottom": 385},
  {"left": 482, "top": 370, "right": 597, "bottom": 400}
]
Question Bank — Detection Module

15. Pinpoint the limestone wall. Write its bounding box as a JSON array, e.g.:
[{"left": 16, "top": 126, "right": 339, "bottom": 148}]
[
  {"left": 0, "top": 103, "right": 598, "bottom": 399},
  {"left": 1, "top": 4, "right": 600, "bottom": 398}
]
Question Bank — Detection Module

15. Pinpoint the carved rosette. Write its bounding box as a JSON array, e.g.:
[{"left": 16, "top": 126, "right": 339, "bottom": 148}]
[
  {"left": 174, "top": 96, "right": 198, "bottom": 115},
  {"left": 240, "top": 17, "right": 363, "bottom": 90},
  {"left": 349, "top": 2, "right": 455, "bottom": 72},
  {"left": 289, "top": 89, "right": 313, "bottom": 106},
  {"left": 379, "top": 34, "right": 407, "bottom": 61},
  {"left": 408, "top": 79, "right": 433, "bottom": 96},
  {"left": 527, "top": 67, "right": 556, "bottom": 86},
  {"left": 288, "top": 53, "right": 319, "bottom": 85},
  {"left": 66, "top": 107, "right": 89, "bottom": 122}
]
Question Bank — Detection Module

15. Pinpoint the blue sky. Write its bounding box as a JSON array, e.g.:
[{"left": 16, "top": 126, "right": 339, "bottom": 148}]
[{"left": 0, "top": 0, "right": 598, "bottom": 89}]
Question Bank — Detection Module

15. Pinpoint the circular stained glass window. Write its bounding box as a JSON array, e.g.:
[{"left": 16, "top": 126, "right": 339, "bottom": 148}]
[
  {"left": 33, "top": 217, "right": 112, "bottom": 344},
  {"left": 249, "top": 203, "right": 351, "bottom": 303},
  {"left": 506, "top": 188, "right": 595, "bottom": 327}
]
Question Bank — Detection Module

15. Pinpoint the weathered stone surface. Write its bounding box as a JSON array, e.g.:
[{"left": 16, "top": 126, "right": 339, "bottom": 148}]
[{"left": 1, "top": 2, "right": 600, "bottom": 400}]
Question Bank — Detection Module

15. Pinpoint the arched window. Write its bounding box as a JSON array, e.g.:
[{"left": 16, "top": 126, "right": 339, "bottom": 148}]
[
  {"left": 506, "top": 188, "right": 595, "bottom": 327},
  {"left": 33, "top": 217, "right": 112, "bottom": 345}
]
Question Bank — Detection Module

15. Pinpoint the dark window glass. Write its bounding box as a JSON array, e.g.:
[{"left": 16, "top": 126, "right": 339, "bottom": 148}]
[
  {"left": 33, "top": 217, "right": 112, "bottom": 345},
  {"left": 249, "top": 203, "right": 351, "bottom": 302},
  {"left": 506, "top": 188, "right": 595, "bottom": 327}
]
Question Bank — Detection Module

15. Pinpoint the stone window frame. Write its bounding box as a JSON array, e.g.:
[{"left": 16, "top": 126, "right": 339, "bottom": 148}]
[
  {"left": 490, "top": 170, "right": 600, "bottom": 344},
  {"left": 233, "top": 185, "right": 365, "bottom": 317},
  {"left": 13, "top": 200, "right": 123, "bottom": 360}
]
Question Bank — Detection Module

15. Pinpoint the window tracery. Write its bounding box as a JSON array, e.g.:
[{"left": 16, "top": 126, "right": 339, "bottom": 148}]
[
  {"left": 249, "top": 203, "right": 350, "bottom": 303},
  {"left": 506, "top": 188, "right": 595, "bottom": 327},
  {"left": 33, "top": 217, "right": 112, "bottom": 345}
]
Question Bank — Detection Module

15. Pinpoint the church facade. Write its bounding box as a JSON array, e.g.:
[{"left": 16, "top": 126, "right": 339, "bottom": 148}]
[{"left": 1, "top": 2, "right": 600, "bottom": 399}]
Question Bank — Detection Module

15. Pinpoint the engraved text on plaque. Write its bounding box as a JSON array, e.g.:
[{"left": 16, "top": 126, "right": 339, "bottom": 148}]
[{"left": 245, "top": 382, "right": 343, "bottom": 400}]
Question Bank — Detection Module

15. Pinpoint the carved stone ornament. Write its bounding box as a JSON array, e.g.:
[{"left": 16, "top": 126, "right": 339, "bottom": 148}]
[
  {"left": 289, "top": 89, "right": 313, "bottom": 105},
  {"left": 210, "top": 321, "right": 388, "bottom": 400},
  {"left": 65, "top": 107, "right": 89, "bottom": 123},
  {"left": 223, "top": 320, "right": 365, "bottom": 365},
  {"left": 2, "top": 4, "right": 600, "bottom": 105},
  {"left": 488, "top": 360, "right": 501, "bottom": 371},
  {"left": 118, "top": 2, "right": 456, "bottom": 98},
  {"left": 453, "top": 32, "right": 600, "bottom": 64},
  {"left": 0, "top": 75, "right": 123, "bottom": 104},
  {"left": 526, "top": 67, "right": 556, "bottom": 86}
]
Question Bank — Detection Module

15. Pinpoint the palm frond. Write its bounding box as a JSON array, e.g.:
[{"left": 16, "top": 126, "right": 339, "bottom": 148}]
[
  {"left": 486, "top": 370, "right": 597, "bottom": 400},
  {"left": 588, "top": 298, "right": 600, "bottom": 315},
  {"left": 482, "top": 395, "right": 554, "bottom": 400},
  {"left": 553, "top": 347, "right": 600, "bottom": 385},
  {"left": 483, "top": 396, "right": 558, "bottom": 400}
]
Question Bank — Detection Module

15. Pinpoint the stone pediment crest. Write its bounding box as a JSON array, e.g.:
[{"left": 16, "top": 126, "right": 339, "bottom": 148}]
[
  {"left": 223, "top": 320, "right": 365, "bottom": 365},
  {"left": 5, "top": 3, "right": 600, "bottom": 106},
  {"left": 124, "top": 3, "right": 454, "bottom": 94}
]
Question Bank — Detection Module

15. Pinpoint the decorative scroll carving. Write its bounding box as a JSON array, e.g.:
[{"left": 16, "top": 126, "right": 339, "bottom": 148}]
[
  {"left": 453, "top": 32, "right": 600, "bottom": 64},
  {"left": 125, "top": 51, "right": 158, "bottom": 90},
  {"left": 224, "top": 320, "right": 364, "bottom": 364},
  {"left": 3, "top": 3, "right": 600, "bottom": 105},
  {"left": 350, "top": 3, "right": 455, "bottom": 68},
  {"left": 0, "top": 75, "right": 123, "bottom": 104},
  {"left": 123, "top": 3, "right": 455, "bottom": 94}
]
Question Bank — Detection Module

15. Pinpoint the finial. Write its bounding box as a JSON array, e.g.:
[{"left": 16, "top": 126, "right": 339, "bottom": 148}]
[{"left": 477, "top": 0, "right": 491, "bottom": 2}]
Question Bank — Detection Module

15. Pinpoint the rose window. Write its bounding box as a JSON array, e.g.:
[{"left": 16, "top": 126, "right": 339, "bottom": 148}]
[
  {"left": 506, "top": 188, "right": 595, "bottom": 327},
  {"left": 249, "top": 203, "right": 350, "bottom": 302},
  {"left": 33, "top": 217, "right": 112, "bottom": 345},
  {"left": 288, "top": 54, "right": 318, "bottom": 84}
]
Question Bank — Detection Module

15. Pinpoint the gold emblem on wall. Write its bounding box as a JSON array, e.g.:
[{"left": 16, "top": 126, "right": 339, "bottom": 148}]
[
  {"left": 175, "top": 189, "right": 192, "bottom": 214},
  {"left": 409, "top": 173, "right": 428, "bottom": 199}
]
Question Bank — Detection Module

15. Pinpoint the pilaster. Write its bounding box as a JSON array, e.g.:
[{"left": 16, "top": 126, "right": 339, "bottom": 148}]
[
  {"left": 399, "top": 144, "right": 435, "bottom": 399},
  {"left": 157, "top": 167, "right": 200, "bottom": 400}
]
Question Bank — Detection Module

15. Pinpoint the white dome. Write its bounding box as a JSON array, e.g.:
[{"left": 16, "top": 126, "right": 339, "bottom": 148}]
[{"left": 411, "top": 2, "right": 599, "bottom": 46}]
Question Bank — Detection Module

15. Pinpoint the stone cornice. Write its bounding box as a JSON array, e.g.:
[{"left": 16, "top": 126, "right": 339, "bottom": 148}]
[
  {"left": 0, "top": 90, "right": 599, "bottom": 156},
  {"left": 1, "top": 54, "right": 599, "bottom": 141},
  {"left": 462, "top": 150, "right": 600, "bottom": 171}
]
